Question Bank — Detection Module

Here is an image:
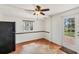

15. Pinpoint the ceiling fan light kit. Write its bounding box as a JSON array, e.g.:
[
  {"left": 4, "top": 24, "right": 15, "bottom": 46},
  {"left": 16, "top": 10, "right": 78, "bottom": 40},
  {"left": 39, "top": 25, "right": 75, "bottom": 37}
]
[{"left": 34, "top": 10, "right": 41, "bottom": 15}]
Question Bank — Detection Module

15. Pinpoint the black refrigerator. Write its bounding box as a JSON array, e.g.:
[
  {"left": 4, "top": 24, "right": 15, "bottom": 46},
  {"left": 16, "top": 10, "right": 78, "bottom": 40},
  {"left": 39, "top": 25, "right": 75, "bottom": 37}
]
[{"left": 0, "top": 21, "right": 15, "bottom": 54}]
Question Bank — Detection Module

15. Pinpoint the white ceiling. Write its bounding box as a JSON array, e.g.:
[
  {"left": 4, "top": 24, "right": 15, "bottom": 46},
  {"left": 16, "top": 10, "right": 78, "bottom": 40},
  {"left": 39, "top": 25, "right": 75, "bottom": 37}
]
[{"left": 0, "top": 4, "right": 79, "bottom": 19}]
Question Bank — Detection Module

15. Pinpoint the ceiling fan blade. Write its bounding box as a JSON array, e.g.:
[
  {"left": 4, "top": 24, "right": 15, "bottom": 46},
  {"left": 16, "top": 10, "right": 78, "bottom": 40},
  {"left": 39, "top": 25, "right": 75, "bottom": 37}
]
[
  {"left": 41, "top": 9, "right": 49, "bottom": 11},
  {"left": 6, "top": 5, "right": 34, "bottom": 14},
  {"left": 40, "top": 12, "right": 45, "bottom": 15},
  {"left": 36, "top": 5, "right": 41, "bottom": 10},
  {"left": 24, "top": 9, "right": 34, "bottom": 12},
  {"left": 7, "top": 5, "right": 34, "bottom": 12},
  {"left": 24, "top": 9, "right": 34, "bottom": 14}
]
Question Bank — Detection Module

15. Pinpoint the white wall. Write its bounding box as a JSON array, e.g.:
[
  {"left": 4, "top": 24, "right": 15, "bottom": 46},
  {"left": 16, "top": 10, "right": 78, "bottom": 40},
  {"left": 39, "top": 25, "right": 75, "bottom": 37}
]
[
  {"left": 44, "top": 7, "right": 79, "bottom": 53},
  {"left": 51, "top": 16, "right": 64, "bottom": 45},
  {"left": 44, "top": 15, "right": 64, "bottom": 45},
  {"left": 0, "top": 12, "right": 45, "bottom": 44},
  {"left": 0, "top": 5, "right": 47, "bottom": 44},
  {"left": 16, "top": 19, "right": 45, "bottom": 43},
  {"left": 44, "top": 17, "right": 52, "bottom": 41}
]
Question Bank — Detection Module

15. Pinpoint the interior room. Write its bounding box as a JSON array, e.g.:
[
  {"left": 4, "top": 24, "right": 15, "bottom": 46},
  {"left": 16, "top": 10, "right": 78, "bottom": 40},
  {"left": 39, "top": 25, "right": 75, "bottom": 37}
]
[{"left": 0, "top": 4, "right": 79, "bottom": 54}]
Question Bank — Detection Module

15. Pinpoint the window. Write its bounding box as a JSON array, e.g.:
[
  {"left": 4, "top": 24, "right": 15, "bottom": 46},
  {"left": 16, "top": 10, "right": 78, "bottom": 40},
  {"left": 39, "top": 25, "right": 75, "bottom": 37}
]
[
  {"left": 23, "top": 20, "right": 34, "bottom": 31},
  {"left": 64, "top": 18, "right": 75, "bottom": 37}
]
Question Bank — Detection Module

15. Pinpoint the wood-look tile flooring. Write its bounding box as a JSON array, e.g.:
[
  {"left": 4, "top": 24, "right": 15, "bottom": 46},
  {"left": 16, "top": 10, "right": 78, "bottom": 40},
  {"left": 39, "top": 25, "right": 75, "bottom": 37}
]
[{"left": 11, "top": 38, "right": 66, "bottom": 54}]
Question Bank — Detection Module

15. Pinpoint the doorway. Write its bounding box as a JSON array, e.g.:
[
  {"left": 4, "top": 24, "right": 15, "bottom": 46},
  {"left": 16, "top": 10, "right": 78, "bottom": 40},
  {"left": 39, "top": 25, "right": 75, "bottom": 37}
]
[{"left": 63, "top": 14, "right": 79, "bottom": 53}]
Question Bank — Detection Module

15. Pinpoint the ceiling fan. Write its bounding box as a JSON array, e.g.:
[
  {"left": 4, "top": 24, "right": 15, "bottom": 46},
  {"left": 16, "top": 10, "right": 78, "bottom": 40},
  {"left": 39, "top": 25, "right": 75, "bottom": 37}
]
[{"left": 24, "top": 5, "right": 50, "bottom": 15}]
